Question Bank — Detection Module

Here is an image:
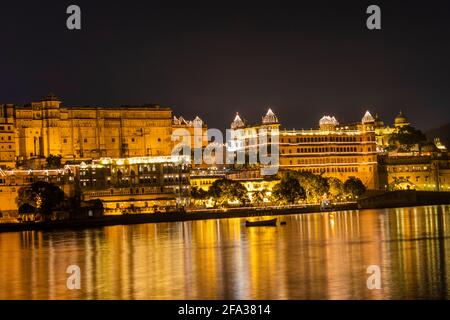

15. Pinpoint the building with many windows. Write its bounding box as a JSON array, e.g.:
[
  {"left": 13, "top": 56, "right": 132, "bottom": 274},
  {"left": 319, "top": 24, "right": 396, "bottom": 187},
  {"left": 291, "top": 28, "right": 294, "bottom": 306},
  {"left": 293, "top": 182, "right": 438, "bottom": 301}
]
[
  {"left": 278, "top": 111, "right": 378, "bottom": 188},
  {"left": 0, "top": 155, "right": 191, "bottom": 218},
  {"left": 0, "top": 105, "right": 15, "bottom": 168},
  {"left": 229, "top": 109, "right": 379, "bottom": 189},
  {"left": 0, "top": 94, "right": 179, "bottom": 169},
  {"left": 378, "top": 154, "right": 450, "bottom": 191},
  {"left": 78, "top": 155, "right": 191, "bottom": 214}
]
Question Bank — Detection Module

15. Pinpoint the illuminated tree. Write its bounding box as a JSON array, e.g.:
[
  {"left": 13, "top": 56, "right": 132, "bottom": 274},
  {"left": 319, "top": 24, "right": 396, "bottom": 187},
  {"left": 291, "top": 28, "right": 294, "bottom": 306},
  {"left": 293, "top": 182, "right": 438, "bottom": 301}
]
[
  {"left": 17, "top": 181, "right": 65, "bottom": 221},
  {"left": 295, "top": 171, "right": 329, "bottom": 203},
  {"left": 207, "top": 178, "right": 249, "bottom": 207},
  {"left": 190, "top": 186, "right": 208, "bottom": 205},
  {"left": 251, "top": 189, "right": 267, "bottom": 206},
  {"left": 327, "top": 177, "right": 344, "bottom": 200},
  {"left": 272, "top": 172, "right": 305, "bottom": 205}
]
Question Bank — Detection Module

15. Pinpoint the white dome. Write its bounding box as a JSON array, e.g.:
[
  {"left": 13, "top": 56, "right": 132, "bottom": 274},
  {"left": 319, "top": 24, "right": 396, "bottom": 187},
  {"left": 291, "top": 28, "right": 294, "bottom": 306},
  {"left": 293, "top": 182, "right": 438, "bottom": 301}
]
[
  {"left": 319, "top": 115, "right": 339, "bottom": 126},
  {"left": 262, "top": 108, "right": 279, "bottom": 124}
]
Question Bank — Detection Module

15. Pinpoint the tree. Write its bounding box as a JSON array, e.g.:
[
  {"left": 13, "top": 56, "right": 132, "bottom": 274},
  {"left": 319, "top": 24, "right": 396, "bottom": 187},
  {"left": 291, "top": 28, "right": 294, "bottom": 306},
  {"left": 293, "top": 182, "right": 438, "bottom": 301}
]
[
  {"left": 271, "top": 172, "right": 305, "bottom": 205},
  {"left": 207, "top": 178, "right": 249, "bottom": 207},
  {"left": 295, "top": 171, "right": 329, "bottom": 203},
  {"left": 190, "top": 186, "right": 208, "bottom": 206},
  {"left": 46, "top": 154, "right": 62, "bottom": 169},
  {"left": 17, "top": 181, "right": 65, "bottom": 221},
  {"left": 251, "top": 189, "right": 267, "bottom": 206},
  {"left": 327, "top": 177, "right": 344, "bottom": 200},
  {"left": 18, "top": 203, "right": 37, "bottom": 214},
  {"left": 344, "top": 177, "right": 367, "bottom": 199},
  {"left": 388, "top": 125, "right": 427, "bottom": 152}
]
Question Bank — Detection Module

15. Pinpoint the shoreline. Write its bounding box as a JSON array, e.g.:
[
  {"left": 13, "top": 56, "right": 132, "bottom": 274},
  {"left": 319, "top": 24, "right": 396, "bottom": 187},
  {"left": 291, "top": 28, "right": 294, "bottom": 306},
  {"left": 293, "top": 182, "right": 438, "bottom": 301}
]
[
  {"left": 0, "top": 203, "right": 357, "bottom": 233},
  {"left": 1, "top": 200, "right": 450, "bottom": 233}
]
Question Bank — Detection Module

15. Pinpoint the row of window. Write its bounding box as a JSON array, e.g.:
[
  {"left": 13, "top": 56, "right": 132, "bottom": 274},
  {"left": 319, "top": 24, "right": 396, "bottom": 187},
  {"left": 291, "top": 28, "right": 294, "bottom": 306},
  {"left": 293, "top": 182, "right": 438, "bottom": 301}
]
[
  {"left": 280, "top": 135, "right": 375, "bottom": 143},
  {"left": 281, "top": 146, "right": 372, "bottom": 154},
  {"left": 388, "top": 166, "right": 429, "bottom": 173},
  {"left": 63, "top": 137, "right": 163, "bottom": 143},
  {"left": 288, "top": 157, "right": 361, "bottom": 165},
  {"left": 393, "top": 175, "right": 430, "bottom": 182},
  {"left": 289, "top": 167, "right": 360, "bottom": 174},
  {"left": 191, "top": 180, "right": 214, "bottom": 186},
  {"left": 81, "top": 176, "right": 187, "bottom": 187}
]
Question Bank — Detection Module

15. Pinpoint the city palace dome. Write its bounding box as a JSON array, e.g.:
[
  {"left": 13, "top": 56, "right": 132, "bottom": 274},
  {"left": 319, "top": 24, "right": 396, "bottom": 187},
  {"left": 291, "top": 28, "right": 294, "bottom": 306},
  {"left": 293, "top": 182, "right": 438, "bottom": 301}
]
[
  {"left": 394, "top": 111, "right": 409, "bottom": 127},
  {"left": 319, "top": 115, "right": 339, "bottom": 126}
]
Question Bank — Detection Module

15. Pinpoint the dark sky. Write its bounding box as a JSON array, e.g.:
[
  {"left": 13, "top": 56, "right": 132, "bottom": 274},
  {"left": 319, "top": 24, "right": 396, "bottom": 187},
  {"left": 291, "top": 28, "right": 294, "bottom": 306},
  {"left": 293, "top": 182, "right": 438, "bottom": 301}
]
[{"left": 1, "top": 0, "right": 449, "bottom": 131}]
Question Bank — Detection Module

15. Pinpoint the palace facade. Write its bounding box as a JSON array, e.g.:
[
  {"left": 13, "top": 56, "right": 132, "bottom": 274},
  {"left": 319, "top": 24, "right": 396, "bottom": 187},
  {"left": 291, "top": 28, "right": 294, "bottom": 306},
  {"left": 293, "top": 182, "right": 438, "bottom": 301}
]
[
  {"left": 0, "top": 155, "right": 191, "bottom": 217},
  {"left": 78, "top": 155, "right": 191, "bottom": 214},
  {"left": 0, "top": 105, "right": 15, "bottom": 168},
  {"left": 0, "top": 94, "right": 209, "bottom": 169},
  {"left": 378, "top": 154, "right": 450, "bottom": 191},
  {"left": 229, "top": 109, "right": 379, "bottom": 189}
]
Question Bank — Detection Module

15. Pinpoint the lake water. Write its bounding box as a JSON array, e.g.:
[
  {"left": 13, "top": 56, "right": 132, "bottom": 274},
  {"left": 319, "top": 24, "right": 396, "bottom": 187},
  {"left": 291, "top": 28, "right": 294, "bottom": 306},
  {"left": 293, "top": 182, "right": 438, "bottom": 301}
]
[{"left": 1, "top": 205, "right": 450, "bottom": 299}]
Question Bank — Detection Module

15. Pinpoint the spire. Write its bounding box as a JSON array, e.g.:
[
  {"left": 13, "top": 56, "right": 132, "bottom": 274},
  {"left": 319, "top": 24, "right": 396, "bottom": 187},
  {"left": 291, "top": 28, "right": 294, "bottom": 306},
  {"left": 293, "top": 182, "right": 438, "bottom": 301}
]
[
  {"left": 193, "top": 116, "right": 203, "bottom": 127},
  {"left": 231, "top": 112, "right": 245, "bottom": 129},
  {"left": 362, "top": 110, "right": 375, "bottom": 124},
  {"left": 262, "top": 108, "right": 279, "bottom": 124}
]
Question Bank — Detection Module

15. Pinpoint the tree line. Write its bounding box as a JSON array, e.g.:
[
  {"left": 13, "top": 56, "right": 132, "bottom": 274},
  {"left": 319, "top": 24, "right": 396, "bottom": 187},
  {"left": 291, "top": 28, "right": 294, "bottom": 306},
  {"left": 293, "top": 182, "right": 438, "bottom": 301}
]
[{"left": 191, "top": 171, "right": 366, "bottom": 207}]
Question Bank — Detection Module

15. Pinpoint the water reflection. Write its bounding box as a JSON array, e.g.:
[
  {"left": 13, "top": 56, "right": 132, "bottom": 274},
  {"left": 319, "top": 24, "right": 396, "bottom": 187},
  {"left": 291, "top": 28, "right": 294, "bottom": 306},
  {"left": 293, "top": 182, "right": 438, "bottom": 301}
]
[{"left": 1, "top": 205, "right": 450, "bottom": 299}]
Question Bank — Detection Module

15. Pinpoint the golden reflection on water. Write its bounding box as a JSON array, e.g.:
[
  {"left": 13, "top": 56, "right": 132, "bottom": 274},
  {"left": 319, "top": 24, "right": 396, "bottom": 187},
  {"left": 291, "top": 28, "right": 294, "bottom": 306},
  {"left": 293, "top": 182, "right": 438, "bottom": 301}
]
[{"left": 1, "top": 205, "right": 450, "bottom": 299}]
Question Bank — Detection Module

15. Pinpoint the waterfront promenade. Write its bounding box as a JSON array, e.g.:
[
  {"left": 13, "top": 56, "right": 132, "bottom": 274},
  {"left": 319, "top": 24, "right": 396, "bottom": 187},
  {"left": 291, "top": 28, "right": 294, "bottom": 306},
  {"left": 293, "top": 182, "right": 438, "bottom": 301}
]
[
  {"left": 0, "top": 203, "right": 357, "bottom": 233},
  {"left": 2, "top": 190, "right": 450, "bottom": 233}
]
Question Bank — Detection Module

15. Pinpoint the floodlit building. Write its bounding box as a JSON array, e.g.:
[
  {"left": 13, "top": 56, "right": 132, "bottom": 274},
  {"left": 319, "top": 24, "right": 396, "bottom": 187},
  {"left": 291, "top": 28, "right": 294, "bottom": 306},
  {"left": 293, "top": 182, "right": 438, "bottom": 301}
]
[
  {"left": 378, "top": 153, "right": 450, "bottom": 191},
  {"left": 0, "top": 166, "right": 76, "bottom": 218},
  {"left": 229, "top": 109, "right": 379, "bottom": 189},
  {"left": 0, "top": 94, "right": 179, "bottom": 168},
  {"left": 278, "top": 111, "right": 378, "bottom": 189},
  {"left": 189, "top": 167, "right": 226, "bottom": 191},
  {"left": 0, "top": 155, "right": 191, "bottom": 218},
  {"left": 226, "top": 169, "right": 279, "bottom": 203},
  {"left": 0, "top": 105, "right": 15, "bottom": 168},
  {"left": 78, "top": 155, "right": 191, "bottom": 214},
  {"left": 172, "top": 115, "right": 209, "bottom": 168},
  {"left": 374, "top": 111, "right": 413, "bottom": 152}
]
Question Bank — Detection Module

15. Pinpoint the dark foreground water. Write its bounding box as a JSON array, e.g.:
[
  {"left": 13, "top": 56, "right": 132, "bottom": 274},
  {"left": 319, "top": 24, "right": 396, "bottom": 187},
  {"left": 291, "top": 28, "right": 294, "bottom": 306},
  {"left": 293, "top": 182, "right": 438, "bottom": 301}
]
[{"left": 1, "top": 205, "right": 450, "bottom": 300}]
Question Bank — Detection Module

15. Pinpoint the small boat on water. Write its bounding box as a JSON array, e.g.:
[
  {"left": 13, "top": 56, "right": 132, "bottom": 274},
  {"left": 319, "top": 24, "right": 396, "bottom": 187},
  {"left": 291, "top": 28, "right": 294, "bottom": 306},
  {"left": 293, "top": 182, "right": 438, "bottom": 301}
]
[{"left": 245, "top": 218, "right": 277, "bottom": 227}]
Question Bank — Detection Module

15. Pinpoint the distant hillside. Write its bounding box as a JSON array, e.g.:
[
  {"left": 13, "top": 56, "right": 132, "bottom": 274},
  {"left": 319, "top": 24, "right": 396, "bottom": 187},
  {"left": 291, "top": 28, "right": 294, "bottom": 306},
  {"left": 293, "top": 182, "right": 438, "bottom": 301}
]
[{"left": 426, "top": 123, "right": 450, "bottom": 146}]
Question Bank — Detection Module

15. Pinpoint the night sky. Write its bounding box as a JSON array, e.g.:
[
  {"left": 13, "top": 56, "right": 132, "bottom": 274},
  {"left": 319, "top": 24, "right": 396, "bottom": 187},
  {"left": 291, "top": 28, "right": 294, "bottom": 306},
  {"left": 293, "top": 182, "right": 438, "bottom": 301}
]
[{"left": 1, "top": 0, "right": 449, "bottom": 131}]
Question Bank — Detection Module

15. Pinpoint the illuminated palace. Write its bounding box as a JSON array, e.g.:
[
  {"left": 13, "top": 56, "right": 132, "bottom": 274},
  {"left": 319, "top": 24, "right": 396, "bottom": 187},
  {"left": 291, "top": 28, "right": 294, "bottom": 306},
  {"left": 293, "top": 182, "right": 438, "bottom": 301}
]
[
  {"left": 78, "top": 155, "right": 191, "bottom": 214},
  {"left": 0, "top": 94, "right": 207, "bottom": 169},
  {"left": 230, "top": 109, "right": 379, "bottom": 189},
  {"left": 228, "top": 109, "right": 450, "bottom": 191},
  {"left": 0, "top": 155, "right": 190, "bottom": 217}
]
